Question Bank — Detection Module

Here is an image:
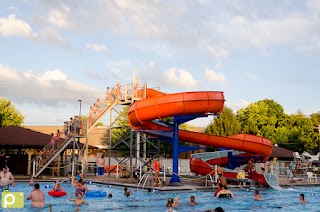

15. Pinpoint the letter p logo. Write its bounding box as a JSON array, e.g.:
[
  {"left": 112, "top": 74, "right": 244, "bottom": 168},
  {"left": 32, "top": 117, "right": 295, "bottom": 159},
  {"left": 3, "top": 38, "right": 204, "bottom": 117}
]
[{"left": 2, "top": 191, "right": 24, "bottom": 208}]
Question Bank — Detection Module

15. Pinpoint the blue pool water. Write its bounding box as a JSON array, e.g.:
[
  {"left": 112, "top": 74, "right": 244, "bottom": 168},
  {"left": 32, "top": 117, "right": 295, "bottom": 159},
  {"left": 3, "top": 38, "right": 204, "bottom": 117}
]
[{"left": 1, "top": 182, "right": 320, "bottom": 211}]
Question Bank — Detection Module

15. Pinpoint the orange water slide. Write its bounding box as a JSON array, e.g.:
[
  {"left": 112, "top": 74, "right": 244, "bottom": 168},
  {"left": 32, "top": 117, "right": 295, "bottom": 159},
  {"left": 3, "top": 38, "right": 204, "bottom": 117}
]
[{"left": 128, "top": 88, "right": 273, "bottom": 165}]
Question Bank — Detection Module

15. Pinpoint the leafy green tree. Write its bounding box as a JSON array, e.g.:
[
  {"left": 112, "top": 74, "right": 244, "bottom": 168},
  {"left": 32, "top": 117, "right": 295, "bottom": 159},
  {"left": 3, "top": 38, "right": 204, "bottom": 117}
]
[
  {"left": 236, "top": 99, "right": 285, "bottom": 141},
  {"left": 206, "top": 107, "right": 241, "bottom": 136},
  {"left": 284, "top": 114, "right": 319, "bottom": 152},
  {"left": 310, "top": 112, "right": 320, "bottom": 128},
  {"left": 0, "top": 97, "right": 24, "bottom": 127},
  {"left": 236, "top": 99, "right": 319, "bottom": 152}
]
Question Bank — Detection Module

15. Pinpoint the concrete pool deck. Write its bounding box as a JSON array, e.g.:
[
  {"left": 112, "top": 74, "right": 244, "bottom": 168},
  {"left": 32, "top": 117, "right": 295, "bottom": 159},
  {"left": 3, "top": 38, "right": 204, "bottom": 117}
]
[{"left": 15, "top": 174, "right": 320, "bottom": 191}]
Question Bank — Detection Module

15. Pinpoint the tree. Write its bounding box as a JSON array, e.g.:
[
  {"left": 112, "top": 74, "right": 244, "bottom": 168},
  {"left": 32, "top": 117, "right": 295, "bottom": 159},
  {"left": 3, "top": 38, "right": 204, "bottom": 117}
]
[
  {"left": 206, "top": 107, "right": 241, "bottom": 136},
  {"left": 0, "top": 97, "right": 24, "bottom": 127},
  {"left": 236, "top": 99, "right": 320, "bottom": 152},
  {"left": 236, "top": 99, "right": 285, "bottom": 141},
  {"left": 284, "top": 114, "right": 319, "bottom": 152},
  {"left": 310, "top": 112, "right": 320, "bottom": 127}
]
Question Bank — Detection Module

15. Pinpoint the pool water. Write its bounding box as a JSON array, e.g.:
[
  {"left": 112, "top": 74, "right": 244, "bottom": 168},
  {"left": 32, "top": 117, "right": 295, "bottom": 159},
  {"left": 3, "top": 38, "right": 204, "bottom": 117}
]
[{"left": 1, "top": 182, "right": 320, "bottom": 211}]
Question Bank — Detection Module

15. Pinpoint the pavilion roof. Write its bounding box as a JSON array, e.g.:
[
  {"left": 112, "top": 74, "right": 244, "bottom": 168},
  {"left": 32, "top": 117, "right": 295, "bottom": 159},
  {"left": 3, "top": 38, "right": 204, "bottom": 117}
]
[
  {"left": 269, "top": 145, "right": 294, "bottom": 160},
  {"left": 0, "top": 126, "right": 95, "bottom": 149}
]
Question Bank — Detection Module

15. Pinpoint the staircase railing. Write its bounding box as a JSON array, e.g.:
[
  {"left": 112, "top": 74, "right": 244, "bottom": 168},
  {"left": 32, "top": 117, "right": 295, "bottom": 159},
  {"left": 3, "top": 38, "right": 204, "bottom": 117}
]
[{"left": 32, "top": 135, "right": 74, "bottom": 178}]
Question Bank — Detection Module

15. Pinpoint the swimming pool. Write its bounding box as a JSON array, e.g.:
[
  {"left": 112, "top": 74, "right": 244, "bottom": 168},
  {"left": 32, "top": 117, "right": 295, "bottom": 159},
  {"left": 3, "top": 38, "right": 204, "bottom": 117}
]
[{"left": 1, "top": 182, "right": 319, "bottom": 211}]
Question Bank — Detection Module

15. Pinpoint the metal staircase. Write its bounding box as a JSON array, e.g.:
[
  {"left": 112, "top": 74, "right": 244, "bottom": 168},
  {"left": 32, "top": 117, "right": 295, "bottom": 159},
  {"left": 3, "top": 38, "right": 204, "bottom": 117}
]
[
  {"left": 88, "top": 101, "right": 117, "bottom": 132},
  {"left": 32, "top": 82, "right": 146, "bottom": 178},
  {"left": 32, "top": 135, "right": 74, "bottom": 178}
]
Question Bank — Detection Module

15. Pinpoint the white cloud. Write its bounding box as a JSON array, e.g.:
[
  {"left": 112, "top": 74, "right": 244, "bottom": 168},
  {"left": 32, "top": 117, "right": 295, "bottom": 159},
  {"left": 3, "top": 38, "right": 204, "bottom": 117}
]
[
  {"left": 0, "top": 64, "right": 101, "bottom": 106},
  {"left": 25, "top": 1, "right": 320, "bottom": 56},
  {"left": 86, "top": 43, "right": 107, "bottom": 52},
  {"left": 48, "top": 9, "right": 68, "bottom": 27},
  {"left": 0, "top": 64, "right": 22, "bottom": 81},
  {"left": 204, "top": 68, "right": 225, "bottom": 82},
  {"left": 0, "top": 14, "right": 36, "bottom": 37},
  {"left": 162, "top": 67, "right": 198, "bottom": 89},
  {"left": 226, "top": 99, "right": 250, "bottom": 111},
  {"left": 0, "top": 13, "right": 70, "bottom": 49}
]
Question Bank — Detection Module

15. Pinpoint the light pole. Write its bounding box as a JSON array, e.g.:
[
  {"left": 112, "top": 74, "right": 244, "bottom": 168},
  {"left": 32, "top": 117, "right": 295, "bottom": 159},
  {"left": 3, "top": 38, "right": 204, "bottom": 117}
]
[{"left": 78, "top": 100, "right": 82, "bottom": 117}]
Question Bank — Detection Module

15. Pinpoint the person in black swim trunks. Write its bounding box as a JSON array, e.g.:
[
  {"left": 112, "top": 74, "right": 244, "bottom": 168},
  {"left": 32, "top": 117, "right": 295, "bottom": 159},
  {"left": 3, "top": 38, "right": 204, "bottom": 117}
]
[{"left": 216, "top": 185, "right": 234, "bottom": 198}]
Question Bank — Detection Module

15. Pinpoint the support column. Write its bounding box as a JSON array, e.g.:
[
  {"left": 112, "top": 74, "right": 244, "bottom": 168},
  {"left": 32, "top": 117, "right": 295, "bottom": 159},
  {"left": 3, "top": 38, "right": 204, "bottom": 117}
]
[
  {"left": 25, "top": 149, "right": 36, "bottom": 176},
  {"left": 83, "top": 132, "right": 89, "bottom": 177},
  {"left": 170, "top": 117, "right": 181, "bottom": 184},
  {"left": 129, "top": 130, "right": 133, "bottom": 178},
  {"left": 143, "top": 134, "right": 147, "bottom": 159},
  {"left": 57, "top": 154, "right": 61, "bottom": 177},
  {"left": 71, "top": 136, "right": 76, "bottom": 177},
  {"left": 136, "top": 132, "right": 140, "bottom": 168},
  {"left": 108, "top": 109, "right": 112, "bottom": 177}
]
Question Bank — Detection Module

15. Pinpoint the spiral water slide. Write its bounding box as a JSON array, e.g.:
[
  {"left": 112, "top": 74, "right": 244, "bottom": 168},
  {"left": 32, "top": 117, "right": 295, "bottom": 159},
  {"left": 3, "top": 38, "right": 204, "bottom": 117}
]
[{"left": 128, "top": 89, "right": 273, "bottom": 176}]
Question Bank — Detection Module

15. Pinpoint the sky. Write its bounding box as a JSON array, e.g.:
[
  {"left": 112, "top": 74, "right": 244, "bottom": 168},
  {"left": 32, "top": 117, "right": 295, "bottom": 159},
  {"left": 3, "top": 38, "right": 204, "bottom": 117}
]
[{"left": 0, "top": 0, "right": 320, "bottom": 127}]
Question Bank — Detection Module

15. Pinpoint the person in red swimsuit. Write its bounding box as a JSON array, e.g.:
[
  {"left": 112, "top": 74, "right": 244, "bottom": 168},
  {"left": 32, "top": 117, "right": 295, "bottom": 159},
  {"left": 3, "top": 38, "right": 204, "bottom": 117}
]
[{"left": 153, "top": 157, "right": 161, "bottom": 187}]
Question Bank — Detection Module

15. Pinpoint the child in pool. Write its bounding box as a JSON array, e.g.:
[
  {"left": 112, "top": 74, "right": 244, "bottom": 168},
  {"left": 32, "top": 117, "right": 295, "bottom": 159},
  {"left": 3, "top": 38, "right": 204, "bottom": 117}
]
[
  {"left": 68, "top": 193, "right": 88, "bottom": 206},
  {"left": 188, "top": 195, "right": 197, "bottom": 205}
]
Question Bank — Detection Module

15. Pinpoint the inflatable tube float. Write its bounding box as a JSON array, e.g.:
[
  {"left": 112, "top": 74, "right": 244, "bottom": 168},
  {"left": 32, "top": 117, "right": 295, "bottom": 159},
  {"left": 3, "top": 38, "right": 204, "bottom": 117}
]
[
  {"left": 85, "top": 191, "right": 107, "bottom": 197},
  {"left": 48, "top": 190, "right": 67, "bottom": 197}
]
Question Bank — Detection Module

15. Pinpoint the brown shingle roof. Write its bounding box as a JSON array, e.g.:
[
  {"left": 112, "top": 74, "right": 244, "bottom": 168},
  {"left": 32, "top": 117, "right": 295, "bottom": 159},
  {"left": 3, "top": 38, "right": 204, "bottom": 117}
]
[
  {"left": 27, "top": 126, "right": 106, "bottom": 147},
  {"left": 270, "top": 145, "right": 294, "bottom": 160},
  {"left": 0, "top": 126, "right": 97, "bottom": 149},
  {"left": 0, "top": 126, "right": 52, "bottom": 147}
]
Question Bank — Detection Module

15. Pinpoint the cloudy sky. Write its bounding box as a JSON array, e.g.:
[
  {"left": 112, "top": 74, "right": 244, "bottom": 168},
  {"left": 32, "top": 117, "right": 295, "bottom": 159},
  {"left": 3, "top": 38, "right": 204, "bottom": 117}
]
[{"left": 1, "top": 0, "right": 320, "bottom": 127}]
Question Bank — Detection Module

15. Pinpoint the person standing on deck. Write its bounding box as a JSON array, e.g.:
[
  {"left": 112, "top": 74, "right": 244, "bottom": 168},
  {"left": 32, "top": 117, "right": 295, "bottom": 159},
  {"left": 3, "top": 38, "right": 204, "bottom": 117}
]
[
  {"left": 152, "top": 157, "right": 161, "bottom": 187},
  {"left": 248, "top": 158, "right": 254, "bottom": 178},
  {"left": 97, "top": 154, "right": 105, "bottom": 182}
]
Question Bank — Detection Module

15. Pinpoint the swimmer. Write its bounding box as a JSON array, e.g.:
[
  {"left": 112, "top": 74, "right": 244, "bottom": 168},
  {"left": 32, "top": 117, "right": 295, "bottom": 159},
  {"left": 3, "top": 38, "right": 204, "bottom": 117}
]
[
  {"left": 299, "top": 193, "right": 307, "bottom": 204},
  {"left": 172, "top": 196, "right": 180, "bottom": 207},
  {"left": 216, "top": 185, "right": 234, "bottom": 198},
  {"left": 188, "top": 195, "right": 197, "bottom": 206},
  {"left": 124, "top": 187, "right": 130, "bottom": 197},
  {"left": 53, "top": 181, "right": 65, "bottom": 192},
  {"left": 0, "top": 166, "right": 14, "bottom": 187},
  {"left": 29, "top": 177, "right": 35, "bottom": 186},
  {"left": 166, "top": 197, "right": 174, "bottom": 207},
  {"left": 166, "top": 198, "right": 178, "bottom": 212},
  {"left": 72, "top": 179, "right": 88, "bottom": 196},
  {"left": 214, "top": 183, "right": 223, "bottom": 196},
  {"left": 147, "top": 188, "right": 152, "bottom": 194},
  {"left": 68, "top": 193, "right": 88, "bottom": 206},
  {"left": 253, "top": 190, "right": 263, "bottom": 201},
  {"left": 214, "top": 207, "right": 224, "bottom": 212},
  {"left": 27, "top": 183, "right": 45, "bottom": 209},
  {"left": 108, "top": 193, "right": 112, "bottom": 198},
  {"left": 75, "top": 170, "right": 84, "bottom": 181}
]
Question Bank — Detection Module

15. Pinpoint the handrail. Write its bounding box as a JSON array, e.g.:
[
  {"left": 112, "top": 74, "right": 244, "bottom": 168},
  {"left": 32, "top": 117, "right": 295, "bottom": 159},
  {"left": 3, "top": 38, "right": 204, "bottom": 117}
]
[{"left": 32, "top": 136, "right": 74, "bottom": 177}]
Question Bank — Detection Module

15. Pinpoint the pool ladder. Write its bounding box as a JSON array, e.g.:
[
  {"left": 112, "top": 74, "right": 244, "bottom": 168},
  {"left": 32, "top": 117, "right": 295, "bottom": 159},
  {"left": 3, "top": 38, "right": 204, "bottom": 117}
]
[
  {"left": 205, "top": 174, "right": 215, "bottom": 187},
  {"left": 137, "top": 172, "right": 154, "bottom": 188}
]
